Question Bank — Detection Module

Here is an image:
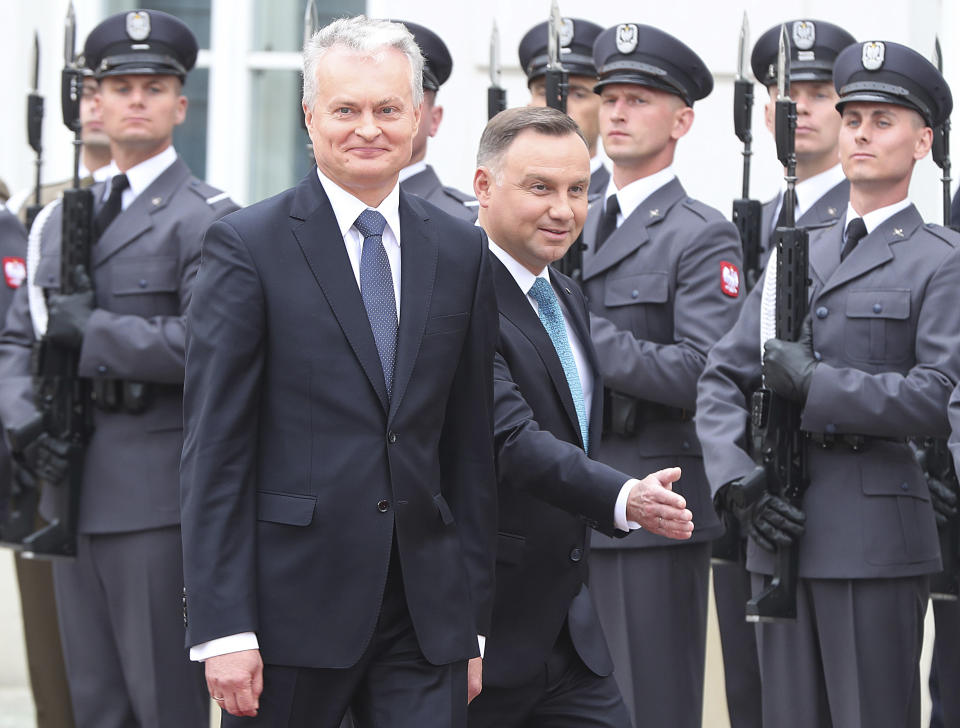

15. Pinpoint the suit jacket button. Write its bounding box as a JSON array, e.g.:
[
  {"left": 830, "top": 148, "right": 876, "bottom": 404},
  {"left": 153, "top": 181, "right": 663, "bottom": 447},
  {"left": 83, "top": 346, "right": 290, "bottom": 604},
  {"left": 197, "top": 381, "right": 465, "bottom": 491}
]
[
  {"left": 387, "top": 432, "right": 397, "bottom": 444},
  {"left": 377, "top": 500, "right": 390, "bottom": 513},
  {"left": 569, "top": 547, "right": 583, "bottom": 562}
]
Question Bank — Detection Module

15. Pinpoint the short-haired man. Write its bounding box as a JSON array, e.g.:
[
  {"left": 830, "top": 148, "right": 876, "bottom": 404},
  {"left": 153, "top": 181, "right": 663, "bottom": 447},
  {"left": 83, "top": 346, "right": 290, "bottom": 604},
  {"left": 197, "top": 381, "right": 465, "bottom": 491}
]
[
  {"left": 0, "top": 10, "right": 238, "bottom": 728},
  {"left": 397, "top": 21, "right": 478, "bottom": 220},
  {"left": 697, "top": 41, "right": 960, "bottom": 727},
  {"left": 469, "top": 105, "right": 693, "bottom": 728},
  {"left": 180, "top": 16, "right": 498, "bottom": 728},
  {"left": 519, "top": 18, "right": 608, "bottom": 198},
  {"left": 580, "top": 24, "right": 743, "bottom": 728}
]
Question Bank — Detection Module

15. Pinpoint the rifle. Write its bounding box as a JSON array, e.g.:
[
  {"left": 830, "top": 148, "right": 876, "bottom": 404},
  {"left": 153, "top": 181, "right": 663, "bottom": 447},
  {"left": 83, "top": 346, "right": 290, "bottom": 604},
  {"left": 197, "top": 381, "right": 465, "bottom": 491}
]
[
  {"left": 746, "top": 26, "right": 810, "bottom": 622},
  {"left": 25, "top": 32, "right": 45, "bottom": 231},
  {"left": 487, "top": 21, "right": 506, "bottom": 120},
  {"left": 924, "top": 36, "right": 959, "bottom": 600},
  {"left": 3, "top": 0, "right": 94, "bottom": 559},
  {"left": 732, "top": 13, "right": 763, "bottom": 292}
]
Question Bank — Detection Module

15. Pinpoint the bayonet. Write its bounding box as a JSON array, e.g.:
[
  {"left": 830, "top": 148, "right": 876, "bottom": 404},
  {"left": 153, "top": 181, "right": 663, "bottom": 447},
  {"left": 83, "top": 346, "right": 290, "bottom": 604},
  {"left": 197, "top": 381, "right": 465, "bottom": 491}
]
[
  {"left": 736, "top": 11, "right": 749, "bottom": 82},
  {"left": 63, "top": 0, "right": 76, "bottom": 67},
  {"left": 543, "top": 0, "right": 568, "bottom": 113},
  {"left": 25, "top": 32, "right": 44, "bottom": 228},
  {"left": 487, "top": 20, "right": 506, "bottom": 120},
  {"left": 777, "top": 23, "right": 790, "bottom": 103},
  {"left": 547, "top": 0, "right": 561, "bottom": 70},
  {"left": 303, "top": 0, "right": 318, "bottom": 50}
]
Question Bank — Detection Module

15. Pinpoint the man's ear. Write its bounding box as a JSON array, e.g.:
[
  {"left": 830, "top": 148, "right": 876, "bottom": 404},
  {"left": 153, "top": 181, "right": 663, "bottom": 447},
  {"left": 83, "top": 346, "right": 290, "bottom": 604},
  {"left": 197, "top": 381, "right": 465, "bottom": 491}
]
[
  {"left": 429, "top": 104, "right": 444, "bottom": 137},
  {"left": 914, "top": 125, "right": 933, "bottom": 161},
  {"left": 473, "top": 166, "right": 494, "bottom": 206},
  {"left": 671, "top": 106, "right": 695, "bottom": 141}
]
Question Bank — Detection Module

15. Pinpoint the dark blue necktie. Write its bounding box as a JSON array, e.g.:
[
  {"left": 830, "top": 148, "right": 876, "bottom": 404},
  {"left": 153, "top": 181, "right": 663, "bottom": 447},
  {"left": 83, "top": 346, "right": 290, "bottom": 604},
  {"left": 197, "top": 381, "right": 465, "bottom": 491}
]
[
  {"left": 355, "top": 210, "right": 397, "bottom": 399},
  {"left": 529, "top": 277, "right": 589, "bottom": 452}
]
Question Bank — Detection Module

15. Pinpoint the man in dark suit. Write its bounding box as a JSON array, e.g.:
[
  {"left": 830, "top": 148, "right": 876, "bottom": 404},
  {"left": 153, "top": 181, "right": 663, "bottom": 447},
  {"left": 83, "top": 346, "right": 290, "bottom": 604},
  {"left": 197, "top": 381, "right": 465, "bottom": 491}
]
[
  {"left": 697, "top": 41, "right": 960, "bottom": 727},
  {"left": 580, "top": 24, "right": 743, "bottom": 728},
  {"left": 180, "top": 16, "right": 498, "bottom": 728},
  {"left": 467, "top": 106, "right": 693, "bottom": 728},
  {"left": 519, "top": 18, "right": 609, "bottom": 199},
  {"left": 397, "top": 21, "right": 478, "bottom": 221},
  {"left": 0, "top": 11, "right": 237, "bottom": 728}
]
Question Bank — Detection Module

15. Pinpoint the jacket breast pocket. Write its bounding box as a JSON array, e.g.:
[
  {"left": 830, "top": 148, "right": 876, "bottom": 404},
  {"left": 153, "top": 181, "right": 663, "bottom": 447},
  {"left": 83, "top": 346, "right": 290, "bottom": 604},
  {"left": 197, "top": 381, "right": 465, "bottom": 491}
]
[
  {"left": 604, "top": 272, "right": 669, "bottom": 339},
  {"left": 843, "top": 289, "right": 912, "bottom": 364},
  {"left": 112, "top": 256, "right": 180, "bottom": 296},
  {"left": 423, "top": 312, "right": 468, "bottom": 337}
]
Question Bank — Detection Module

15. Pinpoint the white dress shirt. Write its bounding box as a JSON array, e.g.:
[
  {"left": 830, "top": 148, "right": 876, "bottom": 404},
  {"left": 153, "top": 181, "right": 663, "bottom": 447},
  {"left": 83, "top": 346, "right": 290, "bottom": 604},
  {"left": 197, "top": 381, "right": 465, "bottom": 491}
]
[
  {"left": 488, "top": 241, "right": 640, "bottom": 532},
  {"left": 769, "top": 163, "right": 846, "bottom": 226},
  {"left": 191, "top": 172, "right": 411, "bottom": 663},
  {"left": 100, "top": 144, "right": 178, "bottom": 211},
  {"left": 844, "top": 197, "right": 912, "bottom": 238}
]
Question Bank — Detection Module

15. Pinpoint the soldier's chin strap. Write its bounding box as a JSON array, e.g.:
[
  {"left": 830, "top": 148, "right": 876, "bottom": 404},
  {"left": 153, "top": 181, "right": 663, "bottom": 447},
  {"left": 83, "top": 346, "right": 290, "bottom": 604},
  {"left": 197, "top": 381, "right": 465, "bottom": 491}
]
[{"left": 26, "top": 197, "right": 60, "bottom": 338}]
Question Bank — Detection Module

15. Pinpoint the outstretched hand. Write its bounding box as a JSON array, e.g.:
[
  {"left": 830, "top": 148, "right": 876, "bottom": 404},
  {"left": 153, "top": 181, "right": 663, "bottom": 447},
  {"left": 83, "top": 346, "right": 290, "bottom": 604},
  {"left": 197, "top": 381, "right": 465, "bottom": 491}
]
[{"left": 626, "top": 467, "right": 694, "bottom": 540}]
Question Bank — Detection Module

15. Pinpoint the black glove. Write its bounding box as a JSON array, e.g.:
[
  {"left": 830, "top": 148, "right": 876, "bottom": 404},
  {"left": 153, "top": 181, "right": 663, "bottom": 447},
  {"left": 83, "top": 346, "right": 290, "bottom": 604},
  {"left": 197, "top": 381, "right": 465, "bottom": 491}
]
[
  {"left": 46, "top": 265, "right": 94, "bottom": 349},
  {"left": 722, "top": 468, "right": 806, "bottom": 553},
  {"left": 928, "top": 476, "right": 959, "bottom": 528},
  {"left": 763, "top": 316, "right": 818, "bottom": 403},
  {"left": 20, "top": 432, "right": 73, "bottom": 484}
]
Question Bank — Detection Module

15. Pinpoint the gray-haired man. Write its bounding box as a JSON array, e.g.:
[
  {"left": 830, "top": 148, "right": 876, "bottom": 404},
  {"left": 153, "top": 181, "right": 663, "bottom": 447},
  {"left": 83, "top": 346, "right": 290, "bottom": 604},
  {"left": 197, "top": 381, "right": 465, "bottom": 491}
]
[{"left": 180, "top": 15, "right": 498, "bottom": 728}]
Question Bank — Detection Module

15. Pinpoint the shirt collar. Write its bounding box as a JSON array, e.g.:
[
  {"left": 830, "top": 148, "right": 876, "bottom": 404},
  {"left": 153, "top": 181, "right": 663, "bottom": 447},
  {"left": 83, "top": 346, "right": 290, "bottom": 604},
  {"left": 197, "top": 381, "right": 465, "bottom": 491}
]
[
  {"left": 845, "top": 197, "right": 912, "bottom": 236},
  {"left": 605, "top": 165, "right": 677, "bottom": 220},
  {"left": 91, "top": 164, "right": 112, "bottom": 183},
  {"left": 488, "top": 240, "right": 550, "bottom": 296},
  {"left": 590, "top": 155, "right": 605, "bottom": 174},
  {"left": 316, "top": 167, "right": 402, "bottom": 245},
  {"left": 398, "top": 160, "right": 428, "bottom": 183},
  {"left": 102, "top": 145, "right": 177, "bottom": 201},
  {"left": 790, "top": 164, "right": 846, "bottom": 220}
]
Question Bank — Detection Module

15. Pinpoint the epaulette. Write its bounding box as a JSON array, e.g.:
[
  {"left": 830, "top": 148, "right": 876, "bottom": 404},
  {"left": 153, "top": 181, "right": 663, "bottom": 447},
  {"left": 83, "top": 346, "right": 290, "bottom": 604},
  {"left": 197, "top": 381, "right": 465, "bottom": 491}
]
[
  {"left": 923, "top": 223, "right": 960, "bottom": 247},
  {"left": 680, "top": 197, "right": 714, "bottom": 223},
  {"left": 442, "top": 186, "right": 476, "bottom": 205},
  {"left": 188, "top": 179, "right": 235, "bottom": 208}
]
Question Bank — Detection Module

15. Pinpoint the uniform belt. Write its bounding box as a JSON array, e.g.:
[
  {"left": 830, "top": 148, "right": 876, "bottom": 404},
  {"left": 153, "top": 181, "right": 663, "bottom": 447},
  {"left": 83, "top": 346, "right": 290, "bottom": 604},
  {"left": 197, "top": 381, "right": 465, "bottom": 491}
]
[
  {"left": 91, "top": 380, "right": 182, "bottom": 414},
  {"left": 603, "top": 389, "right": 692, "bottom": 436},
  {"left": 804, "top": 431, "right": 905, "bottom": 452}
]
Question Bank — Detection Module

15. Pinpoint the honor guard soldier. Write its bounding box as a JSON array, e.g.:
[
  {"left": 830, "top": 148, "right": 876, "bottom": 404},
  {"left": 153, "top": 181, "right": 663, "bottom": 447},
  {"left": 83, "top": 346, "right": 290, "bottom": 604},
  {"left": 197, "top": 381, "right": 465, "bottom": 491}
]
[
  {"left": 397, "top": 21, "right": 478, "bottom": 221},
  {"left": 750, "top": 20, "right": 857, "bottom": 265},
  {"left": 0, "top": 10, "right": 238, "bottom": 728},
  {"left": 711, "top": 19, "right": 857, "bottom": 728},
  {"left": 697, "top": 40, "right": 960, "bottom": 728},
  {"left": 581, "top": 24, "right": 743, "bottom": 728},
  {"left": 518, "top": 17, "right": 608, "bottom": 198}
]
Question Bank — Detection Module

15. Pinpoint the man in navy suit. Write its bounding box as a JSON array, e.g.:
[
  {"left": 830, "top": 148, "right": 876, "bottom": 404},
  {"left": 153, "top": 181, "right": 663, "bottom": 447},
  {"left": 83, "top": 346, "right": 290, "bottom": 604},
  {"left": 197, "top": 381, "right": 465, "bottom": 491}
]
[
  {"left": 180, "top": 17, "right": 498, "bottom": 728},
  {"left": 468, "top": 106, "right": 693, "bottom": 727}
]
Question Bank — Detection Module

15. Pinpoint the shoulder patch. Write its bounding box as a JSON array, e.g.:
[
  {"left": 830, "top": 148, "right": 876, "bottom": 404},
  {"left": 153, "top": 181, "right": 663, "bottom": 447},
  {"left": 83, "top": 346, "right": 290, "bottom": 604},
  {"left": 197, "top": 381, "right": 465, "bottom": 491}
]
[
  {"left": 720, "top": 261, "right": 740, "bottom": 297},
  {"left": 3, "top": 257, "right": 26, "bottom": 288}
]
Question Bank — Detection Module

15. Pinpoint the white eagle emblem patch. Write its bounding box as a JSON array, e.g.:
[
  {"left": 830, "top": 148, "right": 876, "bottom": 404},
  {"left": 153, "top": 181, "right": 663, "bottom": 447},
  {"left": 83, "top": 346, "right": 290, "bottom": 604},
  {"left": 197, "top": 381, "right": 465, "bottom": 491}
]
[
  {"left": 721, "top": 261, "right": 740, "bottom": 298},
  {"left": 3, "top": 257, "right": 26, "bottom": 289}
]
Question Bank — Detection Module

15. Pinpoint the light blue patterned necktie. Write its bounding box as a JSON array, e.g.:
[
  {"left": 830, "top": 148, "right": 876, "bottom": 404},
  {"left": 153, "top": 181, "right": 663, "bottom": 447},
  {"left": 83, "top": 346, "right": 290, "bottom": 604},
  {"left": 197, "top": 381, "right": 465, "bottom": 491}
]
[
  {"left": 355, "top": 209, "right": 397, "bottom": 399},
  {"left": 528, "top": 277, "right": 589, "bottom": 452}
]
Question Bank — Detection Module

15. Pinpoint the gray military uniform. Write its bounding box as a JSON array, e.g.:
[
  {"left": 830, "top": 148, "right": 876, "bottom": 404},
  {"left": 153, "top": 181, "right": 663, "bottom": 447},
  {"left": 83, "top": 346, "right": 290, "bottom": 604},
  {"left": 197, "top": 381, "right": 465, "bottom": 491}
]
[
  {"left": 758, "top": 179, "right": 850, "bottom": 266},
  {"left": 697, "top": 205, "right": 960, "bottom": 727},
  {"left": 0, "top": 156, "right": 238, "bottom": 728},
  {"left": 582, "top": 176, "right": 742, "bottom": 728},
  {"left": 400, "top": 165, "right": 477, "bottom": 222}
]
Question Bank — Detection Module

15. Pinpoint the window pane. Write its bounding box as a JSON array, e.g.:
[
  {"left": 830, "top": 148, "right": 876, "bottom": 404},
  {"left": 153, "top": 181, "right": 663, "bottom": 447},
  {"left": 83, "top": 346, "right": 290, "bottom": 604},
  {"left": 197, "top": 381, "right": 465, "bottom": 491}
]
[
  {"left": 249, "top": 69, "right": 313, "bottom": 203},
  {"left": 253, "top": 0, "right": 365, "bottom": 52}
]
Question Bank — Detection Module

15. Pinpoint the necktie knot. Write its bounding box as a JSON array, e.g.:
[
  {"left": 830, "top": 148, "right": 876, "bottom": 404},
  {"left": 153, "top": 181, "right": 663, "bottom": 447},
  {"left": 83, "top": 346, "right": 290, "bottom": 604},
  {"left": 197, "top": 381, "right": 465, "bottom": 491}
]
[
  {"left": 595, "top": 194, "right": 620, "bottom": 251},
  {"left": 841, "top": 217, "right": 868, "bottom": 261},
  {"left": 355, "top": 209, "right": 387, "bottom": 239},
  {"left": 109, "top": 174, "right": 130, "bottom": 196},
  {"left": 94, "top": 174, "right": 131, "bottom": 238},
  {"left": 528, "top": 276, "right": 558, "bottom": 309}
]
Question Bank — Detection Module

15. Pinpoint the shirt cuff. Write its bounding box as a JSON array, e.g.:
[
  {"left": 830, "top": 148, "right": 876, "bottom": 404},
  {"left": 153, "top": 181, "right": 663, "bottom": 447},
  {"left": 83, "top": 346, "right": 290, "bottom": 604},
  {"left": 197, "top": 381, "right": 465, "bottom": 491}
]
[
  {"left": 189, "top": 632, "right": 259, "bottom": 662},
  {"left": 614, "top": 478, "right": 642, "bottom": 532},
  {"left": 478, "top": 635, "right": 486, "bottom": 658}
]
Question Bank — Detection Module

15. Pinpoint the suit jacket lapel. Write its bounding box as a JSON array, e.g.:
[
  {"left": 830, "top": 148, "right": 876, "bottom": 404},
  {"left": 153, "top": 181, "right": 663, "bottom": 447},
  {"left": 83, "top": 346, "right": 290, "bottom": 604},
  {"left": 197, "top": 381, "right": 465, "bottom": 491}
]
[
  {"left": 389, "top": 192, "right": 437, "bottom": 421},
  {"left": 494, "top": 257, "right": 582, "bottom": 446},
  {"left": 819, "top": 205, "right": 920, "bottom": 296},
  {"left": 92, "top": 157, "right": 191, "bottom": 267},
  {"left": 290, "top": 171, "right": 390, "bottom": 411},
  {"left": 581, "top": 177, "right": 685, "bottom": 282}
]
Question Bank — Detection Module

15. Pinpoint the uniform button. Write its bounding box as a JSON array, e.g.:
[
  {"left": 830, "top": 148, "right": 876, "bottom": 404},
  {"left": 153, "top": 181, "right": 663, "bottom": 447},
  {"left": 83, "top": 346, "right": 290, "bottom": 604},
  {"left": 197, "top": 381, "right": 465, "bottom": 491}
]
[
  {"left": 139, "top": 279, "right": 148, "bottom": 288},
  {"left": 816, "top": 306, "right": 828, "bottom": 319},
  {"left": 387, "top": 431, "right": 397, "bottom": 444},
  {"left": 825, "top": 423, "right": 837, "bottom": 434},
  {"left": 569, "top": 547, "right": 583, "bottom": 562},
  {"left": 814, "top": 351, "right": 822, "bottom": 361},
  {"left": 873, "top": 303, "right": 882, "bottom": 314},
  {"left": 377, "top": 500, "right": 390, "bottom": 512},
  {"left": 681, "top": 440, "right": 690, "bottom": 451},
  {"left": 47, "top": 275, "right": 55, "bottom": 283},
  {"left": 631, "top": 290, "right": 640, "bottom": 299},
  {"left": 97, "top": 365, "right": 107, "bottom": 374},
  {"left": 900, "top": 482, "right": 909, "bottom": 492}
]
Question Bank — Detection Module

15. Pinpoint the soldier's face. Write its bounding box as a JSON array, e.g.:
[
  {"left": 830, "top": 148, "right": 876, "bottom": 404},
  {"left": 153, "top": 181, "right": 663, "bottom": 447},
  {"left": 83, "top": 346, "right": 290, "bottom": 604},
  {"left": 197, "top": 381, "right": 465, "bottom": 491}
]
[
  {"left": 838, "top": 102, "right": 932, "bottom": 189},
  {"left": 529, "top": 75, "right": 601, "bottom": 151},
  {"left": 598, "top": 84, "right": 692, "bottom": 171},
  {"left": 96, "top": 74, "right": 187, "bottom": 150},
  {"left": 474, "top": 130, "right": 589, "bottom": 275},
  {"left": 304, "top": 46, "right": 421, "bottom": 203},
  {"left": 80, "top": 78, "right": 109, "bottom": 149},
  {"left": 765, "top": 81, "right": 841, "bottom": 163}
]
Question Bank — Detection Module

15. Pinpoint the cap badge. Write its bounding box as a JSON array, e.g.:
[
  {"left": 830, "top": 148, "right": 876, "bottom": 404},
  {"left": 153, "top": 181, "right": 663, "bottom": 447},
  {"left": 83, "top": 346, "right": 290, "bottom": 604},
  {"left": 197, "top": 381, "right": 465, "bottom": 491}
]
[
  {"left": 126, "top": 11, "right": 151, "bottom": 41},
  {"left": 862, "top": 42, "right": 885, "bottom": 71},
  {"left": 560, "top": 18, "right": 574, "bottom": 48},
  {"left": 616, "top": 24, "right": 638, "bottom": 54},
  {"left": 792, "top": 21, "right": 815, "bottom": 51}
]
